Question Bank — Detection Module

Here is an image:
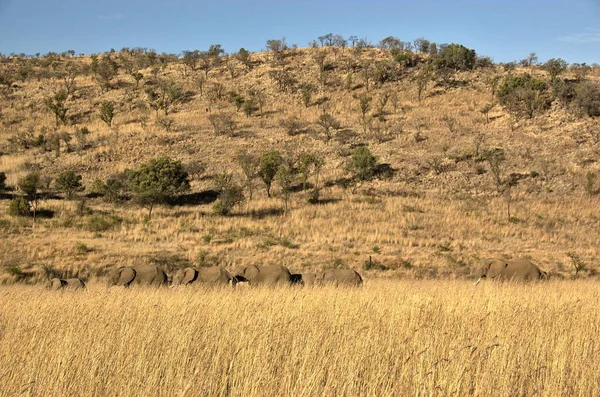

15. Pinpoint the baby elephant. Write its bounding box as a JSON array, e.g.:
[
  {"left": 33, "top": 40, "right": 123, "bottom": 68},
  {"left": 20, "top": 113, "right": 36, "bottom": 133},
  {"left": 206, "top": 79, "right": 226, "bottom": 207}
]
[
  {"left": 48, "top": 277, "right": 86, "bottom": 290},
  {"left": 172, "top": 267, "right": 233, "bottom": 286}
]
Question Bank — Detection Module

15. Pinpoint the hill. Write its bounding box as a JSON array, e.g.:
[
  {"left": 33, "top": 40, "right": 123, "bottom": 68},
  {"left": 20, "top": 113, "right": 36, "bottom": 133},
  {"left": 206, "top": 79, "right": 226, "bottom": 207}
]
[{"left": 0, "top": 43, "right": 599, "bottom": 282}]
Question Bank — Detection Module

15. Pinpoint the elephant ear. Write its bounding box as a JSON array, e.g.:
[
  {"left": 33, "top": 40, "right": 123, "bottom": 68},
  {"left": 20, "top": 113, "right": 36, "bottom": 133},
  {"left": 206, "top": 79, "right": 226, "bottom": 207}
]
[
  {"left": 487, "top": 259, "right": 508, "bottom": 278},
  {"left": 182, "top": 268, "right": 198, "bottom": 284},
  {"left": 118, "top": 267, "right": 136, "bottom": 286},
  {"left": 243, "top": 265, "right": 259, "bottom": 280}
]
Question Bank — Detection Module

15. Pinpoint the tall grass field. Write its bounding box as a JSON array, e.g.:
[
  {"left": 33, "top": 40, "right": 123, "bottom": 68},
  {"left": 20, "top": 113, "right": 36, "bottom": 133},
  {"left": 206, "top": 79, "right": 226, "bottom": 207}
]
[{"left": 1, "top": 280, "right": 598, "bottom": 396}]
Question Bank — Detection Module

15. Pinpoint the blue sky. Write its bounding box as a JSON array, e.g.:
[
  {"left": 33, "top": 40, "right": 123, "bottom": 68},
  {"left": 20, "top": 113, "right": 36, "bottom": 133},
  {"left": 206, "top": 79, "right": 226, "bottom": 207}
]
[{"left": 0, "top": 0, "right": 599, "bottom": 64}]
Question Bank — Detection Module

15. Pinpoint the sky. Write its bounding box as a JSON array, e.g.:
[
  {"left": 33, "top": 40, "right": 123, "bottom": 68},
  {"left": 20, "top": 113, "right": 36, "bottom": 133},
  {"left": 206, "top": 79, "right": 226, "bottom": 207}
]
[{"left": 0, "top": 0, "right": 599, "bottom": 64}]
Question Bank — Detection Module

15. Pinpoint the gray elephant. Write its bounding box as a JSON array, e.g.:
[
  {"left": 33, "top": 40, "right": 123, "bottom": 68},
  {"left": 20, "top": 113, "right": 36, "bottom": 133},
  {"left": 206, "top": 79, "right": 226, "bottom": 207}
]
[
  {"left": 108, "top": 264, "right": 168, "bottom": 287},
  {"left": 318, "top": 269, "right": 363, "bottom": 286},
  {"left": 48, "top": 277, "right": 86, "bottom": 290},
  {"left": 474, "top": 258, "right": 546, "bottom": 283},
  {"left": 233, "top": 264, "right": 292, "bottom": 285},
  {"left": 290, "top": 272, "right": 317, "bottom": 286},
  {"left": 172, "top": 267, "right": 233, "bottom": 286}
]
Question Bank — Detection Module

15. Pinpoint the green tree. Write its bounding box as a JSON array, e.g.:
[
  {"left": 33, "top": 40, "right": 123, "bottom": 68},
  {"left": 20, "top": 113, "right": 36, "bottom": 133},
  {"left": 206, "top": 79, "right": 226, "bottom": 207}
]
[
  {"left": 496, "top": 74, "right": 550, "bottom": 119},
  {"left": 433, "top": 43, "right": 477, "bottom": 71},
  {"left": 349, "top": 146, "right": 378, "bottom": 181},
  {"left": 414, "top": 65, "right": 433, "bottom": 103},
  {"left": 543, "top": 58, "right": 568, "bottom": 80},
  {"left": 7, "top": 196, "right": 30, "bottom": 217},
  {"left": 258, "top": 150, "right": 283, "bottom": 198},
  {"left": 316, "top": 113, "right": 341, "bottom": 143},
  {"left": 181, "top": 49, "right": 201, "bottom": 75},
  {"left": 573, "top": 81, "right": 600, "bottom": 117},
  {"left": 55, "top": 170, "right": 83, "bottom": 200},
  {"left": 91, "top": 176, "right": 125, "bottom": 203},
  {"left": 18, "top": 172, "right": 47, "bottom": 220},
  {"left": 213, "top": 173, "right": 245, "bottom": 215},
  {"left": 126, "top": 157, "right": 190, "bottom": 218},
  {"left": 356, "top": 93, "right": 372, "bottom": 132},
  {"left": 297, "top": 152, "right": 324, "bottom": 203},
  {"left": 266, "top": 38, "right": 287, "bottom": 60},
  {"left": 276, "top": 160, "right": 295, "bottom": 213},
  {"left": 237, "top": 153, "right": 260, "bottom": 200},
  {"left": 145, "top": 78, "right": 182, "bottom": 116},
  {"left": 235, "top": 48, "right": 252, "bottom": 70},
  {"left": 99, "top": 101, "right": 115, "bottom": 127},
  {"left": 213, "top": 183, "right": 244, "bottom": 216},
  {"left": 44, "top": 90, "right": 68, "bottom": 127},
  {"left": 131, "top": 71, "right": 143, "bottom": 88},
  {"left": 95, "top": 54, "right": 119, "bottom": 91}
]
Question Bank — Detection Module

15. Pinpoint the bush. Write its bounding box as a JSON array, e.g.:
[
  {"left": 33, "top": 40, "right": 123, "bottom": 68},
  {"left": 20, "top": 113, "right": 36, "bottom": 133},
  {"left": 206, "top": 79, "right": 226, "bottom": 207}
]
[
  {"left": 91, "top": 177, "right": 125, "bottom": 203},
  {"left": 55, "top": 170, "right": 83, "bottom": 200},
  {"left": 212, "top": 184, "right": 244, "bottom": 216},
  {"left": 573, "top": 81, "right": 600, "bottom": 117},
  {"left": 279, "top": 117, "right": 307, "bottom": 136},
  {"left": 543, "top": 58, "right": 568, "bottom": 80},
  {"left": 433, "top": 43, "right": 477, "bottom": 71},
  {"left": 208, "top": 113, "right": 237, "bottom": 136},
  {"left": 349, "top": 146, "right": 379, "bottom": 181},
  {"left": 259, "top": 150, "right": 283, "bottom": 197},
  {"left": 126, "top": 157, "right": 190, "bottom": 218},
  {"left": 0, "top": 172, "right": 6, "bottom": 191},
  {"left": 7, "top": 197, "right": 30, "bottom": 217},
  {"left": 86, "top": 214, "right": 121, "bottom": 232},
  {"left": 496, "top": 74, "right": 551, "bottom": 119}
]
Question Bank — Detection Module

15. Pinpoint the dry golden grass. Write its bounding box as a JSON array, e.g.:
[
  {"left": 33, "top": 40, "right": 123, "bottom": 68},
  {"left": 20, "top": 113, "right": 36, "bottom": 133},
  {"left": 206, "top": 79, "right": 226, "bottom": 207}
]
[{"left": 1, "top": 280, "right": 599, "bottom": 396}]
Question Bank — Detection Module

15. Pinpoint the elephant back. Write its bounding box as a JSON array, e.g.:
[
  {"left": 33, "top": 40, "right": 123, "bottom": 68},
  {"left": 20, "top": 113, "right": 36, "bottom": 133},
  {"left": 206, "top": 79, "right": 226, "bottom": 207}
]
[
  {"left": 132, "top": 264, "right": 168, "bottom": 285},
  {"left": 197, "top": 266, "right": 232, "bottom": 284},
  {"left": 64, "top": 278, "right": 86, "bottom": 289},
  {"left": 320, "top": 269, "right": 363, "bottom": 286}
]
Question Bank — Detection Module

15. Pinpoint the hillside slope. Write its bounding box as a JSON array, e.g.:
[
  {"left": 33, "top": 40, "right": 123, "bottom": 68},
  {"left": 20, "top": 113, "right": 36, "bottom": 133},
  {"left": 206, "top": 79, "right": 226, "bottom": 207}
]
[{"left": 0, "top": 46, "right": 599, "bottom": 282}]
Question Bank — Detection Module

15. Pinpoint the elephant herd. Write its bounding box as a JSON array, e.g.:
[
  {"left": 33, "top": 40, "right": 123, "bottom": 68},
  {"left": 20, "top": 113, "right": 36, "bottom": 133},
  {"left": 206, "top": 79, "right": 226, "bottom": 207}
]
[
  {"left": 108, "top": 264, "right": 363, "bottom": 287},
  {"left": 45, "top": 258, "right": 548, "bottom": 290},
  {"left": 47, "top": 264, "right": 364, "bottom": 290}
]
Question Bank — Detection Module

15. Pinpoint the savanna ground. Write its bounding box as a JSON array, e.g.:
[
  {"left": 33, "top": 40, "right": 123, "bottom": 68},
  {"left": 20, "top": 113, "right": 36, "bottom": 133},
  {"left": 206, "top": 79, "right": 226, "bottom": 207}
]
[
  {"left": 0, "top": 44, "right": 599, "bottom": 396},
  {"left": 1, "top": 280, "right": 599, "bottom": 396}
]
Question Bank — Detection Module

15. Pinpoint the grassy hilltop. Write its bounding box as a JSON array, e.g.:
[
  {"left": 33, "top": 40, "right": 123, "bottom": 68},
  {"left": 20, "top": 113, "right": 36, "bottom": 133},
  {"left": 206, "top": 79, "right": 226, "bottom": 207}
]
[{"left": 0, "top": 41, "right": 599, "bottom": 282}]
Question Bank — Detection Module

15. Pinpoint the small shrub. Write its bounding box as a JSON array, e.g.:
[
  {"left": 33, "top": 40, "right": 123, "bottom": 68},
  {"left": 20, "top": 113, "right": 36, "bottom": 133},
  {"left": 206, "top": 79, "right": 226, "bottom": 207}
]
[
  {"left": 55, "top": 170, "right": 83, "bottom": 200},
  {"left": 155, "top": 116, "right": 176, "bottom": 132},
  {"left": 213, "top": 184, "right": 244, "bottom": 215},
  {"left": 7, "top": 197, "right": 30, "bottom": 217},
  {"left": 566, "top": 252, "right": 586, "bottom": 275},
  {"left": 74, "top": 241, "right": 92, "bottom": 254},
  {"left": 279, "top": 117, "right": 307, "bottom": 136},
  {"left": 86, "top": 214, "right": 121, "bottom": 232},
  {"left": 363, "top": 256, "right": 389, "bottom": 271},
  {"left": 3, "top": 264, "right": 23, "bottom": 277},
  {"left": 349, "top": 146, "right": 379, "bottom": 181},
  {"left": 280, "top": 238, "right": 299, "bottom": 249},
  {"left": 208, "top": 113, "right": 237, "bottom": 136}
]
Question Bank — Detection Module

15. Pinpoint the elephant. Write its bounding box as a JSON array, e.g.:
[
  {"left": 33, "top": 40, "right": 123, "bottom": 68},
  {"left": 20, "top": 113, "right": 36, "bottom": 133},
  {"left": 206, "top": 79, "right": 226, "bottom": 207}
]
[
  {"left": 172, "top": 267, "right": 233, "bottom": 286},
  {"left": 108, "top": 264, "right": 168, "bottom": 287},
  {"left": 474, "top": 258, "right": 546, "bottom": 283},
  {"left": 233, "top": 265, "right": 292, "bottom": 285},
  {"left": 317, "top": 269, "right": 363, "bottom": 286},
  {"left": 290, "top": 273, "right": 318, "bottom": 286},
  {"left": 48, "top": 277, "right": 86, "bottom": 290}
]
